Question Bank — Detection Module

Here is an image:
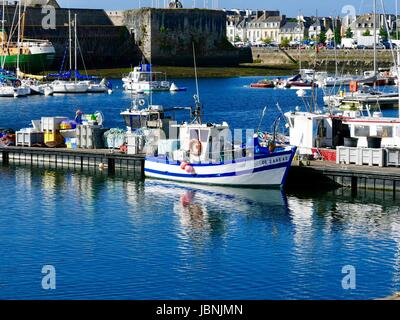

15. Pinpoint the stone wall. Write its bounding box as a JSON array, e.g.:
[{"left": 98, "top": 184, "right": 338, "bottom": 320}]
[
  {"left": 250, "top": 47, "right": 396, "bottom": 70},
  {"left": 2, "top": 5, "right": 141, "bottom": 70},
  {"left": 122, "top": 8, "right": 239, "bottom": 66}
]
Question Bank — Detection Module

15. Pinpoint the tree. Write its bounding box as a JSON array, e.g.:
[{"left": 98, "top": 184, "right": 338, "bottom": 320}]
[
  {"left": 362, "top": 29, "right": 371, "bottom": 36},
  {"left": 234, "top": 35, "right": 241, "bottom": 43},
  {"left": 345, "top": 27, "right": 353, "bottom": 38},
  {"left": 262, "top": 37, "right": 272, "bottom": 45},
  {"left": 318, "top": 31, "right": 327, "bottom": 44},
  {"left": 280, "top": 38, "right": 290, "bottom": 48},
  {"left": 379, "top": 27, "right": 388, "bottom": 41},
  {"left": 334, "top": 27, "right": 342, "bottom": 44}
]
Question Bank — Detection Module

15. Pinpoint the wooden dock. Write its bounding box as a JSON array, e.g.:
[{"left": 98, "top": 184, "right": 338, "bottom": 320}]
[
  {"left": 286, "top": 160, "right": 400, "bottom": 195},
  {"left": 0, "top": 146, "right": 145, "bottom": 178}
]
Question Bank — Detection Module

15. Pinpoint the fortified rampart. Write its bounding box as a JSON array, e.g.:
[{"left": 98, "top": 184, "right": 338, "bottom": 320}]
[{"left": 121, "top": 8, "right": 239, "bottom": 66}]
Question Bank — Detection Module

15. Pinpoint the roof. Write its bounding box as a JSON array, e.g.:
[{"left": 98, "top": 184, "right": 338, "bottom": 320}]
[{"left": 280, "top": 21, "right": 300, "bottom": 31}]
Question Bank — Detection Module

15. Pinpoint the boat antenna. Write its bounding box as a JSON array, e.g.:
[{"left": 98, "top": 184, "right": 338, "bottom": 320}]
[
  {"left": 256, "top": 106, "right": 267, "bottom": 133},
  {"left": 192, "top": 42, "right": 202, "bottom": 124}
]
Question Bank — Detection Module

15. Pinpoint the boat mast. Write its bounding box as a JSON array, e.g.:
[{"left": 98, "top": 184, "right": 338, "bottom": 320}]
[
  {"left": 16, "top": 0, "right": 22, "bottom": 74},
  {"left": 192, "top": 42, "right": 202, "bottom": 124},
  {"left": 373, "top": 0, "right": 377, "bottom": 80},
  {"left": 74, "top": 13, "right": 77, "bottom": 82},
  {"left": 68, "top": 10, "right": 72, "bottom": 73},
  {"left": 298, "top": 11, "right": 301, "bottom": 72},
  {"left": 1, "top": 1, "right": 5, "bottom": 68}
]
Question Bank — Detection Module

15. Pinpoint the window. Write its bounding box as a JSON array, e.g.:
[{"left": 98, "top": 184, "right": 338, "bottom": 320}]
[
  {"left": 200, "top": 130, "right": 209, "bottom": 142},
  {"left": 354, "top": 125, "right": 370, "bottom": 137},
  {"left": 190, "top": 129, "right": 199, "bottom": 140},
  {"left": 377, "top": 126, "right": 393, "bottom": 138}
]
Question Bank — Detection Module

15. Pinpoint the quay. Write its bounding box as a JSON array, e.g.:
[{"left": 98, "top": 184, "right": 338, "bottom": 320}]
[
  {"left": 2, "top": 146, "right": 400, "bottom": 194},
  {"left": 0, "top": 146, "right": 145, "bottom": 178},
  {"left": 286, "top": 160, "right": 400, "bottom": 195}
]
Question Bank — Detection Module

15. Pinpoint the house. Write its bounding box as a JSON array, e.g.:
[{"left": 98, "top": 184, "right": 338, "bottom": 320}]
[
  {"left": 351, "top": 13, "right": 396, "bottom": 39},
  {"left": 247, "top": 11, "right": 286, "bottom": 44},
  {"left": 279, "top": 17, "right": 309, "bottom": 42},
  {"left": 226, "top": 17, "right": 249, "bottom": 43}
]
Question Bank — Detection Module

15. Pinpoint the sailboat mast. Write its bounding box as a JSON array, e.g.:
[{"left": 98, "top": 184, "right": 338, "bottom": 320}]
[
  {"left": 16, "top": 0, "right": 22, "bottom": 73},
  {"left": 1, "top": 1, "right": 5, "bottom": 68},
  {"left": 68, "top": 10, "right": 72, "bottom": 72},
  {"left": 373, "top": 0, "right": 377, "bottom": 78},
  {"left": 74, "top": 13, "right": 77, "bottom": 82}
]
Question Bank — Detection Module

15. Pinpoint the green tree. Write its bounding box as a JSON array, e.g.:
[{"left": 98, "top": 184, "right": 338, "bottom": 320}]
[
  {"left": 379, "top": 27, "right": 388, "bottom": 41},
  {"left": 262, "top": 37, "right": 272, "bottom": 45},
  {"left": 234, "top": 35, "right": 241, "bottom": 42},
  {"left": 362, "top": 29, "right": 371, "bottom": 36},
  {"left": 345, "top": 27, "right": 353, "bottom": 38},
  {"left": 334, "top": 27, "right": 342, "bottom": 44},
  {"left": 318, "top": 31, "right": 327, "bottom": 44},
  {"left": 280, "top": 38, "right": 290, "bottom": 48}
]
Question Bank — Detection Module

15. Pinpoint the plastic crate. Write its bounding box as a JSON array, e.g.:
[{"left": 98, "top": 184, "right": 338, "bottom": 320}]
[
  {"left": 16, "top": 131, "right": 44, "bottom": 147},
  {"left": 76, "top": 125, "right": 108, "bottom": 149},
  {"left": 359, "top": 148, "right": 386, "bottom": 167},
  {"left": 386, "top": 148, "right": 400, "bottom": 167},
  {"left": 41, "top": 117, "right": 68, "bottom": 132}
]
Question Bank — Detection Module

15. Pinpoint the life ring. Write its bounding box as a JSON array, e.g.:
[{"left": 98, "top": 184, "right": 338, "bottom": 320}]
[{"left": 189, "top": 139, "right": 202, "bottom": 156}]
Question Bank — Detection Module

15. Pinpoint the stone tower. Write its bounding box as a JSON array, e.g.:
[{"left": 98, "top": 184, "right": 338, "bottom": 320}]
[{"left": 169, "top": 0, "right": 183, "bottom": 9}]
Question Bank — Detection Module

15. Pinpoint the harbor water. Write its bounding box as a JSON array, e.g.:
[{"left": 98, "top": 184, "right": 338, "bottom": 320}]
[{"left": 1, "top": 77, "right": 400, "bottom": 299}]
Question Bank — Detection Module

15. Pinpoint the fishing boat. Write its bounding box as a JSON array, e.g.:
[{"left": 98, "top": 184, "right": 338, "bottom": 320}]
[
  {"left": 122, "top": 64, "right": 171, "bottom": 92},
  {"left": 144, "top": 97, "right": 296, "bottom": 187}
]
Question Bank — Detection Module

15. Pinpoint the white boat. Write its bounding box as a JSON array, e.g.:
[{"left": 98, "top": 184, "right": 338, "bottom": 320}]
[
  {"left": 142, "top": 99, "right": 295, "bottom": 187},
  {"left": 81, "top": 78, "right": 112, "bottom": 94},
  {"left": 0, "top": 84, "right": 16, "bottom": 97},
  {"left": 122, "top": 64, "right": 170, "bottom": 92},
  {"left": 51, "top": 80, "right": 88, "bottom": 94},
  {"left": 145, "top": 125, "right": 296, "bottom": 187},
  {"left": 14, "top": 85, "right": 30, "bottom": 96},
  {"left": 324, "top": 86, "right": 399, "bottom": 109}
]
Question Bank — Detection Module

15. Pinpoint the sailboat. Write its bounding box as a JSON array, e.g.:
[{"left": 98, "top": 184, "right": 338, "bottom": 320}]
[
  {"left": 0, "top": 2, "right": 31, "bottom": 98},
  {"left": 49, "top": 12, "right": 88, "bottom": 94}
]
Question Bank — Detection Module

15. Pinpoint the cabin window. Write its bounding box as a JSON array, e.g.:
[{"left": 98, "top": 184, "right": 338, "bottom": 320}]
[
  {"left": 200, "top": 130, "right": 209, "bottom": 142},
  {"left": 376, "top": 126, "right": 393, "bottom": 138},
  {"left": 354, "top": 125, "right": 370, "bottom": 137},
  {"left": 190, "top": 129, "right": 199, "bottom": 140}
]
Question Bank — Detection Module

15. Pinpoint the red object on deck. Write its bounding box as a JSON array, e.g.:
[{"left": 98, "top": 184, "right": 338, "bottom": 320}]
[{"left": 312, "top": 148, "right": 337, "bottom": 162}]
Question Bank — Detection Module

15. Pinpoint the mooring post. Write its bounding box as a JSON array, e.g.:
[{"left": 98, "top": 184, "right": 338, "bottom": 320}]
[
  {"left": 108, "top": 158, "right": 115, "bottom": 175},
  {"left": 2, "top": 151, "right": 9, "bottom": 166},
  {"left": 351, "top": 176, "right": 358, "bottom": 197}
]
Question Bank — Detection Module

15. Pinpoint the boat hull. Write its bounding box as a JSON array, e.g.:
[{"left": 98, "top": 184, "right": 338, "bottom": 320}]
[
  {"left": 145, "top": 148, "right": 296, "bottom": 187},
  {"left": 1, "top": 52, "right": 55, "bottom": 73}
]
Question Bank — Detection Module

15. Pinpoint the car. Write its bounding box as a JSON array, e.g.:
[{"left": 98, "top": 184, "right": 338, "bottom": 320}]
[
  {"left": 357, "top": 45, "right": 366, "bottom": 49},
  {"left": 375, "top": 43, "right": 386, "bottom": 50}
]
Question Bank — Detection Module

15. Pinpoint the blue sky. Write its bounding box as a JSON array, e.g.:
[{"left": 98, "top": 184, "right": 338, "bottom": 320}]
[{"left": 58, "top": 1, "right": 398, "bottom": 17}]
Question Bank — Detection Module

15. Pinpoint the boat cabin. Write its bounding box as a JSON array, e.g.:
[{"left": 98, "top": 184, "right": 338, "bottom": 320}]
[
  {"left": 285, "top": 110, "right": 400, "bottom": 154},
  {"left": 158, "top": 122, "right": 232, "bottom": 164}
]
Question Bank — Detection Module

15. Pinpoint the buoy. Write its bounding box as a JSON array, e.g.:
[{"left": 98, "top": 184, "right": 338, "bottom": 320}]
[
  {"left": 185, "top": 165, "right": 195, "bottom": 174},
  {"left": 99, "top": 163, "right": 106, "bottom": 170},
  {"left": 180, "top": 162, "right": 188, "bottom": 170},
  {"left": 108, "top": 89, "right": 113, "bottom": 95}
]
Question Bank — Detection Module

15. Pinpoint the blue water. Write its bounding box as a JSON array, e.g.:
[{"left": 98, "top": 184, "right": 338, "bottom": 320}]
[{"left": 1, "top": 77, "right": 400, "bottom": 300}]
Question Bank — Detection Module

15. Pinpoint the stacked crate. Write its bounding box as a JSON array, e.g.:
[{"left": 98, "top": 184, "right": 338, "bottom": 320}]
[
  {"left": 76, "top": 125, "right": 108, "bottom": 149},
  {"left": 41, "top": 117, "right": 68, "bottom": 145}
]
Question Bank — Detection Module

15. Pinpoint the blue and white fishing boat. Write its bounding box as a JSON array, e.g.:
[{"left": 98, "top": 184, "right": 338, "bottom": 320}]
[{"left": 143, "top": 95, "right": 296, "bottom": 187}]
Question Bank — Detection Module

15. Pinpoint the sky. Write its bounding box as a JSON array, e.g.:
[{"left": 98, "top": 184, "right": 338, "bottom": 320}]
[{"left": 57, "top": 1, "right": 398, "bottom": 17}]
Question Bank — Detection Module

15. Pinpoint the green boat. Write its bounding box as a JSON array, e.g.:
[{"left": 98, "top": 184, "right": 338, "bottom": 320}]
[{"left": 1, "top": 29, "right": 55, "bottom": 73}]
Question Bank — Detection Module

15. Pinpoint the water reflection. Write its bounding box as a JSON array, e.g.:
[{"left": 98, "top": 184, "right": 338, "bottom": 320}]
[{"left": 2, "top": 165, "right": 400, "bottom": 298}]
